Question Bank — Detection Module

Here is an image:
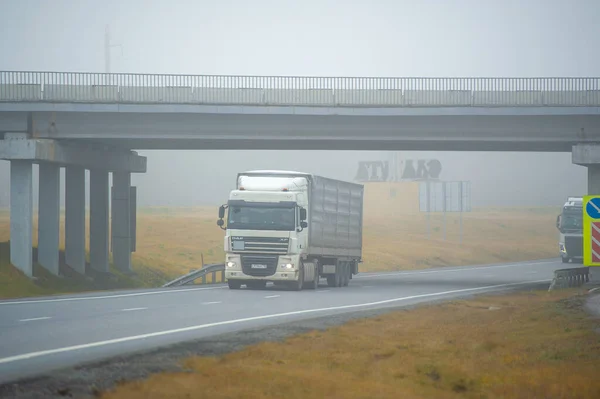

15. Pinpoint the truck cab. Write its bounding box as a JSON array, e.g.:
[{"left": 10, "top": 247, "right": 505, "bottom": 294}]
[{"left": 557, "top": 197, "right": 583, "bottom": 263}]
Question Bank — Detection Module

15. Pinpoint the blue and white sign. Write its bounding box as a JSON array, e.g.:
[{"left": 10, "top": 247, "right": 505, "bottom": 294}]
[{"left": 586, "top": 197, "right": 600, "bottom": 219}]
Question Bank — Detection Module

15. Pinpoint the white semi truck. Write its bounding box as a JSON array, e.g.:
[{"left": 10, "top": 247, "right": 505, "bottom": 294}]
[
  {"left": 556, "top": 197, "right": 583, "bottom": 263},
  {"left": 217, "top": 170, "right": 364, "bottom": 290}
]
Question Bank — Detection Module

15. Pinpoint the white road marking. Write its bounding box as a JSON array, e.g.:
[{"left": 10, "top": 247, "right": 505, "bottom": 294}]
[
  {"left": 201, "top": 301, "right": 222, "bottom": 305},
  {"left": 526, "top": 271, "right": 539, "bottom": 274},
  {"left": 264, "top": 295, "right": 280, "bottom": 299},
  {"left": 18, "top": 317, "right": 51, "bottom": 322},
  {"left": 0, "top": 278, "right": 551, "bottom": 365},
  {"left": 0, "top": 286, "right": 227, "bottom": 306},
  {"left": 317, "top": 290, "right": 330, "bottom": 293},
  {"left": 121, "top": 307, "right": 147, "bottom": 312},
  {"left": 355, "top": 261, "right": 554, "bottom": 279},
  {"left": 482, "top": 274, "right": 496, "bottom": 277}
]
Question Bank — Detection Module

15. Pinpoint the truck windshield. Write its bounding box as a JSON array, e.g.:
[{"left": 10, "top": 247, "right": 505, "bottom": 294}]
[
  {"left": 561, "top": 210, "right": 583, "bottom": 230},
  {"left": 227, "top": 205, "right": 296, "bottom": 231}
]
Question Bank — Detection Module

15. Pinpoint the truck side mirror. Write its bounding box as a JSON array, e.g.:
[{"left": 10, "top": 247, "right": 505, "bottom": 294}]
[
  {"left": 218, "top": 205, "right": 226, "bottom": 219},
  {"left": 300, "top": 221, "right": 308, "bottom": 229},
  {"left": 217, "top": 219, "right": 224, "bottom": 227},
  {"left": 556, "top": 215, "right": 561, "bottom": 229},
  {"left": 299, "top": 208, "right": 307, "bottom": 221}
]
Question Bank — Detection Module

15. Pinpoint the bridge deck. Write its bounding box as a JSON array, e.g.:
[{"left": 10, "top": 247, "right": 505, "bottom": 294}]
[{"left": 1, "top": 72, "right": 599, "bottom": 107}]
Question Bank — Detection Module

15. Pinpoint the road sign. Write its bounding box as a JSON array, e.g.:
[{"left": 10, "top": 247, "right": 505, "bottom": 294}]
[
  {"left": 586, "top": 197, "right": 600, "bottom": 219},
  {"left": 583, "top": 195, "right": 600, "bottom": 266},
  {"left": 419, "top": 181, "right": 471, "bottom": 212}
]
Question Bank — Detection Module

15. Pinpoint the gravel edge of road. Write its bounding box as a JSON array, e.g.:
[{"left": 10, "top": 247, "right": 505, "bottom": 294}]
[{"left": 0, "top": 283, "right": 552, "bottom": 399}]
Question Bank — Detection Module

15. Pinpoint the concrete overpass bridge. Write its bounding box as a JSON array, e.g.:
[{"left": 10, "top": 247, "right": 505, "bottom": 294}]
[{"left": 1, "top": 71, "right": 600, "bottom": 279}]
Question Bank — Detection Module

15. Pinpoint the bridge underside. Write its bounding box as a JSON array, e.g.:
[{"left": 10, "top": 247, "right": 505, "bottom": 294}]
[{"left": 1, "top": 110, "right": 599, "bottom": 152}]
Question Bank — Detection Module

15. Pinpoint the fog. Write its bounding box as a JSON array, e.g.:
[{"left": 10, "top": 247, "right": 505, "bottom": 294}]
[{"left": 1, "top": 0, "right": 598, "bottom": 208}]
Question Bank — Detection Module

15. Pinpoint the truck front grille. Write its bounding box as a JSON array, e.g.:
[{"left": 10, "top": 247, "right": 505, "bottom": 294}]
[
  {"left": 230, "top": 236, "right": 289, "bottom": 255},
  {"left": 241, "top": 255, "right": 278, "bottom": 277},
  {"left": 565, "top": 235, "right": 583, "bottom": 257}
]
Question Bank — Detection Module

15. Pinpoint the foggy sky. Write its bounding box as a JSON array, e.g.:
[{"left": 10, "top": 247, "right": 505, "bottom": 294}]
[{"left": 1, "top": 0, "right": 598, "bottom": 208}]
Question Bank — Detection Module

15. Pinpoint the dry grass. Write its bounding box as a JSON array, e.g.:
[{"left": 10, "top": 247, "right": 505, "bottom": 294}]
[{"left": 100, "top": 289, "right": 600, "bottom": 399}]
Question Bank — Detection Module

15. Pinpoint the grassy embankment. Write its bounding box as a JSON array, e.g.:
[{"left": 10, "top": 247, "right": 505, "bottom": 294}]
[
  {"left": 100, "top": 288, "right": 600, "bottom": 399},
  {"left": 0, "top": 184, "right": 560, "bottom": 299}
]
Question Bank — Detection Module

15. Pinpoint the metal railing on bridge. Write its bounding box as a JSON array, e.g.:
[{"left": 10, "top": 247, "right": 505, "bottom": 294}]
[
  {"left": 1, "top": 71, "right": 600, "bottom": 107},
  {"left": 162, "top": 263, "right": 225, "bottom": 288}
]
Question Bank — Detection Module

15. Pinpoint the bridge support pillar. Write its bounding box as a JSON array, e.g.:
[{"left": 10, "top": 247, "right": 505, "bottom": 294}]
[
  {"left": 9, "top": 159, "right": 33, "bottom": 277},
  {"left": 111, "top": 172, "right": 132, "bottom": 273},
  {"left": 2, "top": 135, "right": 146, "bottom": 279},
  {"left": 38, "top": 162, "right": 60, "bottom": 275},
  {"left": 573, "top": 144, "right": 600, "bottom": 195},
  {"left": 90, "top": 169, "right": 110, "bottom": 273},
  {"left": 573, "top": 144, "right": 600, "bottom": 283},
  {"left": 65, "top": 166, "right": 86, "bottom": 274}
]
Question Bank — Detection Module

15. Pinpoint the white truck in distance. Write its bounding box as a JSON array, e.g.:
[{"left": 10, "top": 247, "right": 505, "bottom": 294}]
[
  {"left": 217, "top": 170, "right": 364, "bottom": 290},
  {"left": 556, "top": 196, "right": 583, "bottom": 263}
]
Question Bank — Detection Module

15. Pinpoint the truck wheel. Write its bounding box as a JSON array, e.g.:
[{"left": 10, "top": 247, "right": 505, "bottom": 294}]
[
  {"left": 327, "top": 275, "right": 337, "bottom": 287},
  {"left": 290, "top": 267, "right": 304, "bottom": 291},
  {"left": 335, "top": 265, "right": 343, "bottom": 287},
  {"left": 342, "top": 265, "right": 350, "bottom": 287},
  {"left": 228, "top": 280, "right": 242, "bottom": 290},
  {"left": 305, "top": 263, "right": 318, "bottom": 290}
]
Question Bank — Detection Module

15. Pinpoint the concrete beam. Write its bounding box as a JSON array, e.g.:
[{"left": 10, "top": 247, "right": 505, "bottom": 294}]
[
  {"left": 38, "top": 162, "right": 60, "bottom": 275},
  {"left": 572, "top": 143, "right": 600, "bottom": 166},
  {"left": 0, "top": 133, "right": 146, "bottom": 173},
  {"left": 65, "top": 166, "right": 86, "bottom": 274},
  {"left": 10, "top": 160, "right": 33, "bottom": 277}
]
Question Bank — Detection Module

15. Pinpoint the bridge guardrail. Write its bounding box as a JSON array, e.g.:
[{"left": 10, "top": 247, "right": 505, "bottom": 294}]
[
  {"left": 1, "top": 72, "right": 600, "bottom": 107},
  {"left": 548, "top": 267, "right": 590, "bottom": 291},
  {"left": 162, "top": 263, "right": 225, "bottom": 288}
]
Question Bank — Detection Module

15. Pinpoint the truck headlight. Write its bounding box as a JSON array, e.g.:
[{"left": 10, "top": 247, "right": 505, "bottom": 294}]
[
  {"left": 281, "top": 263, "right": 293, "bottom": 269},
  {"left": 227, "top": 261, "right": 236, "bottom": 268}
]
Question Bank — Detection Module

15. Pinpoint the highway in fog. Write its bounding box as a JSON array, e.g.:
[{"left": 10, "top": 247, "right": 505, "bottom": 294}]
[{"left": 0, "top": 259, "right": 565, "bottom": 384}]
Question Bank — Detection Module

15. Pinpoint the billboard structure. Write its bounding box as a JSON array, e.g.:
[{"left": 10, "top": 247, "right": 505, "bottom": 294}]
[
  {"left": 354, "top": 158, "right": 442, "bottom": 182},
  {"left": 419, "top": 181, "right": 472, "bottom": 242}
]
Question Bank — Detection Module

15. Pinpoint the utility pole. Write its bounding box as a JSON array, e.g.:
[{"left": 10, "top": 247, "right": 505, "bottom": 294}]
[{"left": 104, "top": 25, "right": 123, "bottom": 74}]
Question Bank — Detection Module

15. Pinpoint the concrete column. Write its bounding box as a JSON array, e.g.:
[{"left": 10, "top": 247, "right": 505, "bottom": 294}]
[
  {"left": 111, "top": 172, "right": 132, "bottom": 272},
  {"left": 90, "top": 169, "right": 109, "bottom": 273},
  {"left": 38, "top": 163, "right": 60, "bottom": 275},
  {"left": 10, "top": 160, "right": 33, "bottom": 277},
  {"left": 588, "top": 165, "right": 600, "bottom": 195},
  {"left": 65, "top": 166, "right": 86, "bottom": 274}
]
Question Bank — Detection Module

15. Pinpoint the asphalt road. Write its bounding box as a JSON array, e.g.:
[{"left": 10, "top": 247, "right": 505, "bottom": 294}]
[{"left": 0, "top": 258, "right": 567, "bottom": 384}]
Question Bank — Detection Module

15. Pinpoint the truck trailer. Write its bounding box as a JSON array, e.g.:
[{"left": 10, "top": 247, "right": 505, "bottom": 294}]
[
  {"left": 556, "top": 196, "right": 583, "bottom": 263},
  {"left": 217, "top": 170, "right": 364, "bottom": 290}
]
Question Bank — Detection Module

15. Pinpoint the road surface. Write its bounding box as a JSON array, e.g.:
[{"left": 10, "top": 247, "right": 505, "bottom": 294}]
[{"left": 0, "top": 258, "right": 564, "bottom": 384}]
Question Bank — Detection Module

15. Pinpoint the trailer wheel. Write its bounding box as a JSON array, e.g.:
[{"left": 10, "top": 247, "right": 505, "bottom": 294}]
[
  {"left": 327, "top": 274, "right": 337, "bottom": 287},
  {"left": 335, "top": 264, "right": 343, "bottom": 287},
  {"left": 228, "top": 280, "right": 242, "bottom": 290},
  {"left": 342, "top": 264, "right": 350, "bottom": 287}
]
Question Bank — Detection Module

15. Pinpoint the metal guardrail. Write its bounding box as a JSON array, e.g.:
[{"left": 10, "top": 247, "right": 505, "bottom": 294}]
[
  {"left": 162, "top": 263, "right": 225, "bottom": 288},
  {"left": 1, "top": 71, "right": 600, "bottom": 107},
  {"left": 548, "top": 267, "right": 590, "bottom": 291}
]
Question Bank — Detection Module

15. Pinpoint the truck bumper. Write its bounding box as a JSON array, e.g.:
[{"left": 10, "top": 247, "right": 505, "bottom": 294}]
[{"left": 225, "top": 270, "right": 299, "bottom": 282}]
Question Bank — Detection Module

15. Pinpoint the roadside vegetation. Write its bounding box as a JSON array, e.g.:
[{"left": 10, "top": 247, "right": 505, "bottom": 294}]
[
  {"left": 0, "top": 183, "right": 559, "bottom": 299},
  {"left": 99, "top": 288, "right": 600, "bottom": 399}
]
